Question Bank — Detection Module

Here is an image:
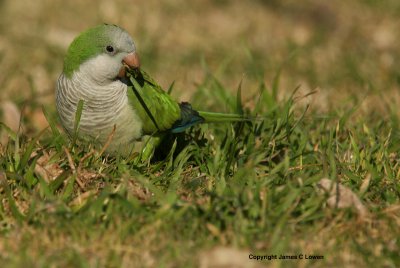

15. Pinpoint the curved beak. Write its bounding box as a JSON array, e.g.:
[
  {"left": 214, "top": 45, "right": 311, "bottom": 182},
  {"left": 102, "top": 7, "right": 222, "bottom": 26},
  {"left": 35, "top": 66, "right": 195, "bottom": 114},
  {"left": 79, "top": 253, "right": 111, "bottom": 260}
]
[
  {"left": 123, "top": 51, "right": 140, "bottom": 69},
  {"left": 118, "top": 52, "right": 140, "bottom": 78}
]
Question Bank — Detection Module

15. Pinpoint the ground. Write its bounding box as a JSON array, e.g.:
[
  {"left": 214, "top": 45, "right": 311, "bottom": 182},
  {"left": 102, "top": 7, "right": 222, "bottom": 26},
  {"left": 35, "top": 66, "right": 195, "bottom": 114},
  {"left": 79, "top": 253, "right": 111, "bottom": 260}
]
[{"left": 0, "top": 0, "right": 400, "bottom": 267}]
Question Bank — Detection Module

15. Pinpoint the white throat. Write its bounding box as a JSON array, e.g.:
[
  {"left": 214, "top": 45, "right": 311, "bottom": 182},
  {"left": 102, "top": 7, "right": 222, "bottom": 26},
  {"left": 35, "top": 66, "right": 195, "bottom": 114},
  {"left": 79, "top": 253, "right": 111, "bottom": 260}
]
[{"left": 56, "top": 57, "right": 143, "bottom": 154}]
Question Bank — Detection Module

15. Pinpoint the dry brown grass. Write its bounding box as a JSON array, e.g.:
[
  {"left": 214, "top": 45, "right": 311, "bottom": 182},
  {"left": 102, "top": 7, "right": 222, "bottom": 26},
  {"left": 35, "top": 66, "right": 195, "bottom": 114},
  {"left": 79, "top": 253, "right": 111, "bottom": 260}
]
[
  {"left": 1, "top": 0, "right": 400, "bottom": 128},
  {"left": 1, "top": 0, "right": 400, "bottom": 267}
]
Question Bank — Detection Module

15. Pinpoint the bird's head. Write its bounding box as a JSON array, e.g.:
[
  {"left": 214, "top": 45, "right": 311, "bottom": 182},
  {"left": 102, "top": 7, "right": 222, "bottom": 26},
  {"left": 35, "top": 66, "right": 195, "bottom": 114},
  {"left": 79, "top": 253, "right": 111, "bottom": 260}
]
[{"left": 63, "top": 24, "right": 140, "bottom": 83}]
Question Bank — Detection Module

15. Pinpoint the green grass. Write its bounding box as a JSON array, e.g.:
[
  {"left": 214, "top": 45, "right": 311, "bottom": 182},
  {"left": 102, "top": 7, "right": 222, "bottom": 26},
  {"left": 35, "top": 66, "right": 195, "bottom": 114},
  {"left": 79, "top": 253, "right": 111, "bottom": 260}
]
[
  {"left": 1, "top": 0, "right": 400, "bottom": 267},
  {"left": 1, "top": 71, "right": 399, "bottom": 267}
]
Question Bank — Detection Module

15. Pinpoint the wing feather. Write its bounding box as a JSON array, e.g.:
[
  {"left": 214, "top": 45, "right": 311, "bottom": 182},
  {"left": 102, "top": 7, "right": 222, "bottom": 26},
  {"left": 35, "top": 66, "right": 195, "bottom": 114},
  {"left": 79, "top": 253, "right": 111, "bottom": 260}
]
[{"left": 126, "top": 70, "right": 181, "bottom": 134}]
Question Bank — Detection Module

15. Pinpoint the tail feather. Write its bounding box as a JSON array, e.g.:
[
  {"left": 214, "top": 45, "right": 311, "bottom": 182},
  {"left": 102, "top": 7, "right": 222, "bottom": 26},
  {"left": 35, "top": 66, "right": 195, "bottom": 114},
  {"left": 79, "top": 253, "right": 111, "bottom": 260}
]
[
  {"left": 170, "top": 102, "right": 249, "bottom": 133},
  {"left": 198, "top": 111, "right": 248, "bottom": 123},
  {"left": 171, "top": 102, "right": 204, "bottom": 133}
]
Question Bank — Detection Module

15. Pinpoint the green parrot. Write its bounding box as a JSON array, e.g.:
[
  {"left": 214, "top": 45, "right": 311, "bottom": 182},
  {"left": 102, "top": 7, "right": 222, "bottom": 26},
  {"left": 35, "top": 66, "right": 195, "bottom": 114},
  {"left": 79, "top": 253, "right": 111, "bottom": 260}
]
[{"left": 56, "top": 24, "right": 246, "bottom": 157}]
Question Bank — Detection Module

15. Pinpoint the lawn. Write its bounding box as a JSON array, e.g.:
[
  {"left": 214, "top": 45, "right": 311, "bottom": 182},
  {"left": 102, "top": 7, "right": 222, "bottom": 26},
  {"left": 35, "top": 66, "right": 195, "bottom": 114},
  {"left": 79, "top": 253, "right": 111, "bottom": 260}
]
[{"left": 1, "top": 0, "right": 400, "bottom": 267}]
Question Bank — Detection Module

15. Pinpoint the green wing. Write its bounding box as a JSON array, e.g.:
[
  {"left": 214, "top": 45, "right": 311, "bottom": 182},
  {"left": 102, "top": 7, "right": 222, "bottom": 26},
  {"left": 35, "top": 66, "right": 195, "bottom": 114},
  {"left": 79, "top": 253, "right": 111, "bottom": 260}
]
[{"left": 126, "top": 69, "right": 181, "bottom": 134}]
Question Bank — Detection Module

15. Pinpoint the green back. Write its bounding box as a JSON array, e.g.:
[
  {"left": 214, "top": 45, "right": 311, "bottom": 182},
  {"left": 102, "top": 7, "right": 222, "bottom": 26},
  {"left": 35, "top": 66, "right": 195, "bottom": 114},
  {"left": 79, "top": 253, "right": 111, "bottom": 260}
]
[{"left": 127, "top": 70, "right": 181, "bottom": 134}]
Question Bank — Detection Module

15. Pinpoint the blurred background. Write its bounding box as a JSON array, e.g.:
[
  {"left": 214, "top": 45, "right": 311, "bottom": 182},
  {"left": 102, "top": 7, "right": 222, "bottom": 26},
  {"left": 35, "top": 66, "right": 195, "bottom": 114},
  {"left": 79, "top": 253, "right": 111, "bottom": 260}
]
[{"left": 0, "top": 0, "right": 399, "bottom": 141}]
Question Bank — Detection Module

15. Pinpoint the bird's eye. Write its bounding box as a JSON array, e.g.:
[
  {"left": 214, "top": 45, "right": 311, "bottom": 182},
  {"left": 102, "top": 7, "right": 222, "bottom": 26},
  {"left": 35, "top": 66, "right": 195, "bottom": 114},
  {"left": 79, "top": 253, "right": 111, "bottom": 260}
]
[{"left": 106, "top": 45, "right": 114, "bottom": 53}]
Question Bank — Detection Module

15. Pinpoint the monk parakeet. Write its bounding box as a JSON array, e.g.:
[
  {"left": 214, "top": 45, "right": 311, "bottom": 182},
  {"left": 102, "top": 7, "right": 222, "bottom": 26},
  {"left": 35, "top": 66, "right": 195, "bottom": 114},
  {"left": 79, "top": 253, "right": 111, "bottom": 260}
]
[{"left": 56, "top": 24, "right": 246, "bottom": 156}]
